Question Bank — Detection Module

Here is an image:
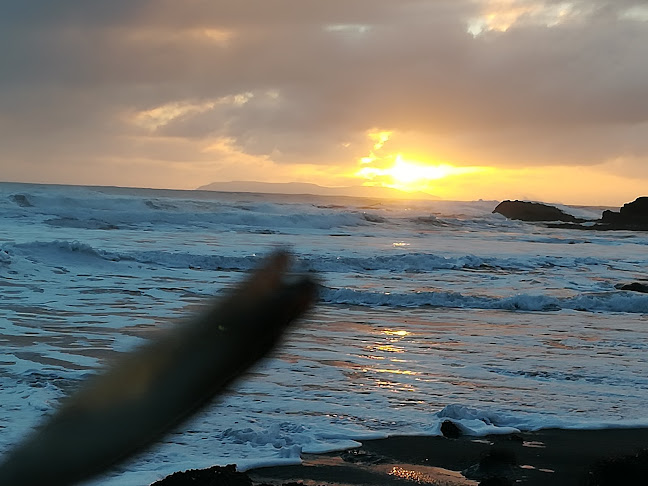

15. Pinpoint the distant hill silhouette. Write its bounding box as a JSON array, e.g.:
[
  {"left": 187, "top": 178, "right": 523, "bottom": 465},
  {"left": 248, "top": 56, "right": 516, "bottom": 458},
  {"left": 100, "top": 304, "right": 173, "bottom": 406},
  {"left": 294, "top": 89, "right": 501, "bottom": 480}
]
[{"left": 196, "top": 181, "right": 439, "bottom": 200}]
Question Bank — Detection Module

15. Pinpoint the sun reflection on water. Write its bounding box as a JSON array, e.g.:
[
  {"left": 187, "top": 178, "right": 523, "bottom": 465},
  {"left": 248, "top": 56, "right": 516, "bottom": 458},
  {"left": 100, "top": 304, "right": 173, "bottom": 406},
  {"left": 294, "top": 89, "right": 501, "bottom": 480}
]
[
  {"left": 355, "top": 327, "right": 423, "bottom": 394},
  {"left": 375, "top": 344, "right": 404, "bottom": 353},
  {"left": 369, "top": 368, "right": 418, "bottom": 376},
  {"left": 382, "top": 329, "right": 410, "bottom": 337}
]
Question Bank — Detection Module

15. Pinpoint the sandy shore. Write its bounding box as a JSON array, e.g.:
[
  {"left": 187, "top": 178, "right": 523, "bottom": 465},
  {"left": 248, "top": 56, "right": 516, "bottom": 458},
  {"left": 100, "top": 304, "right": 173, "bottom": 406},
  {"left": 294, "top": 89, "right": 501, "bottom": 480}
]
[{"left": 153, "top": 427, "right": 648, "bottom": 485}]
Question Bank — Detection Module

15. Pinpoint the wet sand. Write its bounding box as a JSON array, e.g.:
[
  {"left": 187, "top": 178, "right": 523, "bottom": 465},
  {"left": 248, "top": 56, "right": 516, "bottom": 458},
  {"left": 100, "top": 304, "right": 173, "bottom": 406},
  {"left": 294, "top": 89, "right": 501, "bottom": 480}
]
[
  {"left": 154, "top": 427, "right": 648, "bottom": 485},
  {"left": 250, "top": 427, "right": 648, "bottom": 485}
]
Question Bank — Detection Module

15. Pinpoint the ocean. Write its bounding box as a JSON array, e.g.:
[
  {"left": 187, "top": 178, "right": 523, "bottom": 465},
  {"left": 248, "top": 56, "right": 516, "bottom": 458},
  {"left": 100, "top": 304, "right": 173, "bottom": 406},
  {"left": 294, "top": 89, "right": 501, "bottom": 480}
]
[{"left": 0, "top": 182, "right": 647, "bottom": 486}]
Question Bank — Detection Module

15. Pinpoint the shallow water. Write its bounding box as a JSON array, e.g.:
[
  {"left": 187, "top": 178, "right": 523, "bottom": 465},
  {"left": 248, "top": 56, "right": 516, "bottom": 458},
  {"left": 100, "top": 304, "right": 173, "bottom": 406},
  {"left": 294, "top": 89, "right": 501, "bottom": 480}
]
[{"left": 0, "top": 182, "right": 646, "bottom": 485}]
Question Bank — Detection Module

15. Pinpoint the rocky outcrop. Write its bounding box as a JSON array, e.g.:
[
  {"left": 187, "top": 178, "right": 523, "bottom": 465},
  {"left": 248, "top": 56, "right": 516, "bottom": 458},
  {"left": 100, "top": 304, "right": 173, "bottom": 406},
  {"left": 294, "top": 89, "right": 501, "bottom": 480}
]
[
  {"left": 615, "top": 282, "right": 648, "bottom": 294},
  {"left": 151, "top": 465, "right": 253, "bottom": 486},
  {"left": 600, "top": 197, "right": 648, "bottom": 230},
  {"left": 493, "top": 200, "right": 582, "bottom": 223},
  {"left": 495, "top": 197, "right": 648, "bottom": 231}
]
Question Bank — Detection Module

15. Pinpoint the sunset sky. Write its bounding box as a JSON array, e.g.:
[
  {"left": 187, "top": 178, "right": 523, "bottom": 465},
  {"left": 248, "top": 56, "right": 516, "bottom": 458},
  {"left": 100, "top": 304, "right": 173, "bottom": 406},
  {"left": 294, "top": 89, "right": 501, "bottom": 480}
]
[{"left": 1, "top": 0, "right": 647, "bottom": 205}]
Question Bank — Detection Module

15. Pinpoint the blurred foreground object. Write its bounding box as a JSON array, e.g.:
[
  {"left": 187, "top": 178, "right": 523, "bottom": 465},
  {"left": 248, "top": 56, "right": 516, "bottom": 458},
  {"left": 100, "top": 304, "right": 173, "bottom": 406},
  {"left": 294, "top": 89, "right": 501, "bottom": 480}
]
[{"left": 0, "top": 251, "right": 317, "bottom": 486}]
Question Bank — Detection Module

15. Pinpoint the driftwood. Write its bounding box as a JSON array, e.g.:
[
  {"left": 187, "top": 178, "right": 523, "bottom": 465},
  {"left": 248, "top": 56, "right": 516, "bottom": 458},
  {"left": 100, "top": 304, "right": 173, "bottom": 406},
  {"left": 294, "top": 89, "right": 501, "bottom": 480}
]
[{"left": 0, "top": 252, "right": 317, "bottom": 486}]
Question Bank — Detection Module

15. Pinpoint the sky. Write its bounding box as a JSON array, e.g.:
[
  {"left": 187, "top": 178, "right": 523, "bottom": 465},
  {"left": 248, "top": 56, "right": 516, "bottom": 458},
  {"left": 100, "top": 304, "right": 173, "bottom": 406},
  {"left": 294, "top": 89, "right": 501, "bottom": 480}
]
[{"left": 1, "top": 0, "right": 647, "bottom": 205}]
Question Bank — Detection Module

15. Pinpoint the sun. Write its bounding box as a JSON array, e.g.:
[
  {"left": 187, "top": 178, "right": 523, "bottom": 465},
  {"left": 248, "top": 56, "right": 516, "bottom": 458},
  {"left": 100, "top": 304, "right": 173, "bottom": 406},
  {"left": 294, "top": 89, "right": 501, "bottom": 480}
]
[
  {"left": 388, "top": 156, "right": 455, "bottom": 184},
  {"left": 356, "top": 155, "right": 471, "bottom": 193}
]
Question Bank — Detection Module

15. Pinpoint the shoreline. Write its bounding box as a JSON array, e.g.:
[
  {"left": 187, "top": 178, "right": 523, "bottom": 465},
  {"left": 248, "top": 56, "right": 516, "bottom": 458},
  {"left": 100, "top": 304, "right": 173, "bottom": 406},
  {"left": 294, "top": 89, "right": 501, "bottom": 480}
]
[{"left": 153, "top": 427, "right": 648, "bottom": 485}]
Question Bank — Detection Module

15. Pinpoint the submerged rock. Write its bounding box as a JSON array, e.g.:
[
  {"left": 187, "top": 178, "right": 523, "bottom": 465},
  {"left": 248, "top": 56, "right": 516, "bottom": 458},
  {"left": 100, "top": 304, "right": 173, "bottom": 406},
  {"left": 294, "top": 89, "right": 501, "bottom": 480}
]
[
  {"left": 493, "top": 200, "right": 582, "bottom": 223},
  {"left": 615, "top": 282, "right": 648, "bottom": 294},
  {"left": 9, "top": 194, "right": 33, "bottom": 207}
]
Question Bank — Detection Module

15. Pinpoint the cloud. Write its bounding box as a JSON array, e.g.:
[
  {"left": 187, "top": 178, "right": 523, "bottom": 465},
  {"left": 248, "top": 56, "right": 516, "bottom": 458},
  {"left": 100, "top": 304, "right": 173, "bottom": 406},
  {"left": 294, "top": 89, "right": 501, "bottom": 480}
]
[{"left": 0, "top": 0, "right": 647, "bottom": 192}]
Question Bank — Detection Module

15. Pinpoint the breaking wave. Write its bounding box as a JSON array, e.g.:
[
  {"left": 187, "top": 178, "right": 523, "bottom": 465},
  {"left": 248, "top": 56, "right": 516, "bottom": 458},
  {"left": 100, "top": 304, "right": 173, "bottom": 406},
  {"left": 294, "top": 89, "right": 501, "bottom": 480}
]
[{"left": 322, "top": 287, "right": 648, "bottom": 314}]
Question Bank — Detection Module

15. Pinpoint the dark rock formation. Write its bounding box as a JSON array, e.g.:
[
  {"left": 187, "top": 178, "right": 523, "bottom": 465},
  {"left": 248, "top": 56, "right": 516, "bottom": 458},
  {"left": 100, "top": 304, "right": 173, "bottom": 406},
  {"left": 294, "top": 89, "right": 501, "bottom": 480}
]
[
  {"left": 464, "top": 448, "right": 517, "bottom": 484},
  {"left": 493, "top": 200, "right": 582, "bottom": 223},
  {"left": 479, "top": 477, "right": 514, "bottom": 486},
  {"left": 151, "top": 465, "right": 252, "bottom": 486},
  {"left": 583, "top": 449, "right": 648, "bottom": 486},
  {"left": 497, "top": 196, "right": 648, "bottom": 231},
  {"left": 441, "top": 420, "right": 463, "bottom": 439},
  {"left": 600, "top": 197, "right": 648, "bottom": 230},
  {"left": 615, "top": 282, "right": 648, "bottom": 294}
]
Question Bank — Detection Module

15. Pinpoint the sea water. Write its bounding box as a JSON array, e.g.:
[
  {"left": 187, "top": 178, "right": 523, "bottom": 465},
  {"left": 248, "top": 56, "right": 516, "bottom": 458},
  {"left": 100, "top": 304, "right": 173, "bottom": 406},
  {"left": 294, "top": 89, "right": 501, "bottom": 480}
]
[{"left": 0, "top": 182, "right": 646, "bottom": 485}]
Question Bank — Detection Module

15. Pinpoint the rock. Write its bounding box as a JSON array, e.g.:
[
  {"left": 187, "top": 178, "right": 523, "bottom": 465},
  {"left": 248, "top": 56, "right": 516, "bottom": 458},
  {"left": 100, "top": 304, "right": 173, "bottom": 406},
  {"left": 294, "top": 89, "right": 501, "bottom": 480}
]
[
  {"left": 479, "top": 477, "right": 514, "bottom": 486},
  {"left": 583, "top": 449, "right": 648, "bottom": 486},
  {"left": 9, "top": 194, "right": 33, "bottom": 207},
  {"left": 496, "top": 197, "right": 648, "bottom": 231},
  {"left": 601, "top": 197, "right": 648, "bottom": 229},
  {"left": 615, "top": 282, "right": 648, "bottom": 294},
  {"left": 151, "top": 464, "right": 252, "bottom": 486},
  {"left": 493, "top": 200, "right": 582, "bottom": 223},
  {"left": 362, "top": 212, "right": 387, "bottom": 223},
  {"left": 464, "top": 449, "right": 517, "bottom": 484},
  {"left": 441, "top": 420, "right": 463, "bottom": 439},
  {"left": 340, "top": 449, "right": 387, "bottom": 465}
]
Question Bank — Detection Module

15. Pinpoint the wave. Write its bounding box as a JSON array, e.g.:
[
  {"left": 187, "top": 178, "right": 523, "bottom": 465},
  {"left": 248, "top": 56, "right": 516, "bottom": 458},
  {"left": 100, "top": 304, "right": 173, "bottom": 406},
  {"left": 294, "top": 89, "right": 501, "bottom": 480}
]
[
  {"left": 8, "top": 241, "right": 609, "bottom": 274},
  {"left": 13, "top": 241, "right": 123, "bottom": 261},
  {"left": 8, "top": 241, "right": 270, "bottom": 274},
  {"left": 4, "top": 190, "right": 377, "bottom": 231},
  {"left": 433, "top": 404, "right": 648, "bottom": 435},
  {"left": 300, "top": 253, "right": 605, "bottom": 273},
  {"left": 321, "top": 287, "right": 648, "bottom": 314},
  {"left": 6, "top": 241, "right": 645, "bottom": 314}
]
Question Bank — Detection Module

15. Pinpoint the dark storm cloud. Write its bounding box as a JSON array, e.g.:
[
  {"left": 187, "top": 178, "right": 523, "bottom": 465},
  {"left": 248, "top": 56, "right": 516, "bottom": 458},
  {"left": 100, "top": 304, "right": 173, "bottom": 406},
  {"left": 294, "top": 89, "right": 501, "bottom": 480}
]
[{"left": 0, "top": 0, "right": 647, "bottom": 174}]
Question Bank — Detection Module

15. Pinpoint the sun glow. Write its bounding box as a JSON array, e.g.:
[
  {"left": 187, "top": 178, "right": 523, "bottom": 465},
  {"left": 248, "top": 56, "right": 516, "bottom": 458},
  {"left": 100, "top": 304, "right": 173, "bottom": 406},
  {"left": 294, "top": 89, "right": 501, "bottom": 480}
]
[{"left": 356, "top": 155, "right": 484, "bottom": 194}]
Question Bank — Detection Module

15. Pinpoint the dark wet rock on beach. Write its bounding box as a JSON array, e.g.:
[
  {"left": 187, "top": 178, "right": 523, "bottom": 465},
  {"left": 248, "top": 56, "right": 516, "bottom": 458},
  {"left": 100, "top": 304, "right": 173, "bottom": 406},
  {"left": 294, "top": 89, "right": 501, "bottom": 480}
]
[
  {"left": 441, "top": 420, "right": 463, "bottom": 439},
  {"left": 340, "top": 449, "right": 388, "bottom": 465},
  {"left": 478, "top": 477, "right": 514, "bottom": 486},
  {"left": 463, "top": 449, "right": 517, "bottom": 484},
  {"left": 150, "top": 464, "right": 253, "bottom": 486},
  {"left": 150, "top": 464, "right": 314, "bottom": 486},
  {"left": 583, "top": 449, "right": 648, "bottom": 486}
]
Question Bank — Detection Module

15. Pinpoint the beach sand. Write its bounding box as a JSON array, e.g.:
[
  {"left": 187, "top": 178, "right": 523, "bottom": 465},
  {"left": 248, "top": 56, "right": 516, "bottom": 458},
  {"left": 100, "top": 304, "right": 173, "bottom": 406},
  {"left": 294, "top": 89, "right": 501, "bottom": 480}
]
[{"left": 153, "top": 428, "right": 648, "bottom": 485}]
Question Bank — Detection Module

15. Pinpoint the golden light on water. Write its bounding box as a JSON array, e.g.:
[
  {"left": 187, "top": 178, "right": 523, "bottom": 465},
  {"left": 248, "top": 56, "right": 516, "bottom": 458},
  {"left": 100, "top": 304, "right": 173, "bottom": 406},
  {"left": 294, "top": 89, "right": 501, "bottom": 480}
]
[
  {"left": 375, "top": 345, "right": 404, "bottom": 353},
  {"left": 359, "top": 327, "right": 419, "bottom": 391},
  {"left": 371, "top": 368, "right": 418, "bottom": 376},
  {"left": 383, "top": 329, "right": 410, "bottom": 337}
]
